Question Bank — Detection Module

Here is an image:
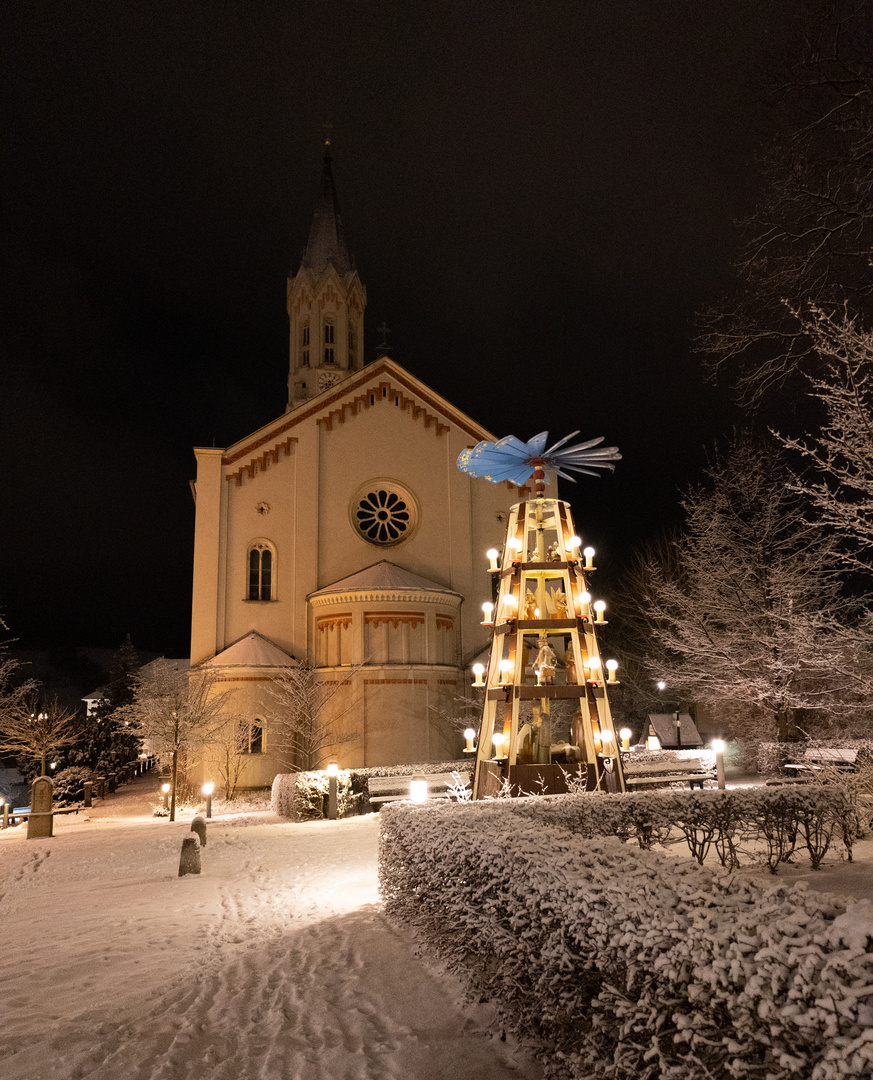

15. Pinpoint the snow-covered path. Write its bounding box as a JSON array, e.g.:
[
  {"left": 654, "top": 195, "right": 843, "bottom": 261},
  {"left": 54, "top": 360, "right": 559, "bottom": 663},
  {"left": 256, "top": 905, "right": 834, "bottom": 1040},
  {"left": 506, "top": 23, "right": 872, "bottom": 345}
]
[{"left": 0, "top": 810, "right": 541, "bottom": 1080}]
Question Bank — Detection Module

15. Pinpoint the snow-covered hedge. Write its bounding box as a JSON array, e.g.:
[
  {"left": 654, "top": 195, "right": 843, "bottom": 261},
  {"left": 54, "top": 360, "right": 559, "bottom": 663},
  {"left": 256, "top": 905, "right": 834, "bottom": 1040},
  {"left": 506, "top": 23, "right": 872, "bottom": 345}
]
[
  {"left": 379, "top": 800, "right": 873, "bottom": 1080},
  {"left": 496, "top": 786, "right": 857, "bottom": 871},
  {"left": 271, "top": 761, "right": 472, "bottom": 820}
]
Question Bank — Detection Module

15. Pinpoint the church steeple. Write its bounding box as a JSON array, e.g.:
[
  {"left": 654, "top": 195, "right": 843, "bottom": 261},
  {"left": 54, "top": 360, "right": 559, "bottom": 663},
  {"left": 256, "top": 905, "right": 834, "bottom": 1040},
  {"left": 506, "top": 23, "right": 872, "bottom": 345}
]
[{"left": 286, "top": 141, "right": 366, "bottom": 411}]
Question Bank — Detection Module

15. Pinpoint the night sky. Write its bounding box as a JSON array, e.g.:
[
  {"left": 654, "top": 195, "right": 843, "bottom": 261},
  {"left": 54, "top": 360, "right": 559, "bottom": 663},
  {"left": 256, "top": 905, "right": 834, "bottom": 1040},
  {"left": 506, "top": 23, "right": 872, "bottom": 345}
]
[{"left": 3, "top": 1, "right": 803, "bottom": 656}]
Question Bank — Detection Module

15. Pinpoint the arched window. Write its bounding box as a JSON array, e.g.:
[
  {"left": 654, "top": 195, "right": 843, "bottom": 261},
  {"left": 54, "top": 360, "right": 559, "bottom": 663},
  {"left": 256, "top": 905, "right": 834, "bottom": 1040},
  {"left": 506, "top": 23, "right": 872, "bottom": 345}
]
[
  {"left": 324, "top": 318, "right": 335, "bottom": 344},
  {"left": 348, "top": 326, "right": 356, "bottom": 361},
  {"left": 301, "top": 323, "right": 310, "bottom": 346},
  {"left": 242, "top": 720, "right": 263, "bottom": 754},
  {"left": 247, "top": 543, "right": 274, "bottom": 601}
]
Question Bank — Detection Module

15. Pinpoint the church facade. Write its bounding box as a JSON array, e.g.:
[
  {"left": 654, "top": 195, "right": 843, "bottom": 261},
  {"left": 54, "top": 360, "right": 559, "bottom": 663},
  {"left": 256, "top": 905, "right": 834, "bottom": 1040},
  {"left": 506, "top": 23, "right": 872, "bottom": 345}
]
[{"left": 189, "top": 148, "right": 527, "bottom": 784}]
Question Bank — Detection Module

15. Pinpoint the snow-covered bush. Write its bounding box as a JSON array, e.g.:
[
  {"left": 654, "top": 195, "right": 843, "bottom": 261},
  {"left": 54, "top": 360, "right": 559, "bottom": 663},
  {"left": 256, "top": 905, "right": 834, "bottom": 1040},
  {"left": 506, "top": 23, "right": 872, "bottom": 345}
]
[
  {"left": 271, "top": 770, "right": 356, "bottom": 820},
  {"left": 50, "top": 765, "right": 92, "bottom": 804},
  {"left": 379, "top": 800, "right": 873, "bottom": 1080}
]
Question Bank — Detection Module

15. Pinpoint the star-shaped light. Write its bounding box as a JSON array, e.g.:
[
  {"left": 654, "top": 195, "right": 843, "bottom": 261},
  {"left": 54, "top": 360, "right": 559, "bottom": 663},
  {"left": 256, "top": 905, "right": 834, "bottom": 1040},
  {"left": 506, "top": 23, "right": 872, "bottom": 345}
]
[{"left": 457, "top": 431, "right": 621, "bottom": 487}]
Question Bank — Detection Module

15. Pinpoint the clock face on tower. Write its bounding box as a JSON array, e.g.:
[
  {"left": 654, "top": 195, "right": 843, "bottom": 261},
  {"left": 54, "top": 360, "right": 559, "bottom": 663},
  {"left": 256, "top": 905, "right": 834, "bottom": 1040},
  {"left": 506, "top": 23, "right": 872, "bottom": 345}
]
[{"left": 318, "top": 370, "right": 342, "bottom": 392}]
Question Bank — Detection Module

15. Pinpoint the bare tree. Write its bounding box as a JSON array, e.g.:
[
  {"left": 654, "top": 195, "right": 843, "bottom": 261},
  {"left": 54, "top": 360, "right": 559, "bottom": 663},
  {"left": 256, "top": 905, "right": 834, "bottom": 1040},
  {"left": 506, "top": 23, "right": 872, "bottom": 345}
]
[
  {"left": 266, "top": 658, "right": 363, "bottom": 772},
  {"left": 121, "top": 664, "right": 237, "bottom": 820},
  {"left": 202, "top": 717, "right": 250, "bottom": 801},
  {"left": 0, "top": 696, "right": 79, "bottom": 776},
  {"left": 698, "top": 3, "right": 873, "bottom": 402},
  {"left": 629, "top": 437, "right": 871, "bottom": 742},
  {"left": 777, "top": 306, "right": 873, "bottom": 574}
]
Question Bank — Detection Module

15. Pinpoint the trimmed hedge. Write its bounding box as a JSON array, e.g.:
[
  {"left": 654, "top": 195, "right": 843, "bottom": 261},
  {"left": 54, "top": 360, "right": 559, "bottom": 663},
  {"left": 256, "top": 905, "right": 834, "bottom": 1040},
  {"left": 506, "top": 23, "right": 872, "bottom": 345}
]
[{"left": 379, "top": 800, "right": 873, "bottom": 1080}]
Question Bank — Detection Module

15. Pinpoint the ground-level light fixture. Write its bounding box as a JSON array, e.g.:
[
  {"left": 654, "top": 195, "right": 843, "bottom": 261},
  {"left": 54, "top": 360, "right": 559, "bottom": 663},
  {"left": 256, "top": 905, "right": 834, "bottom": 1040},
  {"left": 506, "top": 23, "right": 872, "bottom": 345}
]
[
  {"left": 409, "top": 774, "right": 428, "bottom": 803},
  {"left": 486, "top": 548, "right": 500, "bottom": 572},
  {"left": 161, "top": 782, "right": 170, "bottom": 811},
  {"left": 202, "top": 781, "right": 215, "bottom": 819},
  {"left": 463, "top": 728, "right": 476, "bottom": 753},
  {"left": 471, "top": 663, "right": 485, "bottom": 688},
  {"left": 711, "top": 739, "right": 726, "bottom": 790}
]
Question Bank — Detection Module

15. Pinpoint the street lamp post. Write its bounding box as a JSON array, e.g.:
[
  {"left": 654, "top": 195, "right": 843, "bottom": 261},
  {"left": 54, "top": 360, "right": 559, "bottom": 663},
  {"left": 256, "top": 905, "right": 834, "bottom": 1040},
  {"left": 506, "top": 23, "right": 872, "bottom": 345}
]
[{"left": 326, "top": 761, "right": 338, "bottom": 820}]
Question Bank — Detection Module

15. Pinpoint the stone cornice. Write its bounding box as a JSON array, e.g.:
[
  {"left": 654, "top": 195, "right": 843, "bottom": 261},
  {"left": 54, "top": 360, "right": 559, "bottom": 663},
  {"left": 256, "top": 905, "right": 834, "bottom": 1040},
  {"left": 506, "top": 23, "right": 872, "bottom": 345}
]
[{"left": 309, "top": 587, "right": 462, "bottom": 608}]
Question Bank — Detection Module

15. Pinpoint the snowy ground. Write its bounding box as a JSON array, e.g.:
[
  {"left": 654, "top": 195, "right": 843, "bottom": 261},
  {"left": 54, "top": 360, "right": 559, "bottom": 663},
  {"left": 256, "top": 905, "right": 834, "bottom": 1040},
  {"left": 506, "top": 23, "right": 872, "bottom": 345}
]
[
  {"left": 2, "top": 776, "right": 872, "bottom": 1080},
  {"left": 0, "top": 776, "right": 541, "bottom": 1080}
]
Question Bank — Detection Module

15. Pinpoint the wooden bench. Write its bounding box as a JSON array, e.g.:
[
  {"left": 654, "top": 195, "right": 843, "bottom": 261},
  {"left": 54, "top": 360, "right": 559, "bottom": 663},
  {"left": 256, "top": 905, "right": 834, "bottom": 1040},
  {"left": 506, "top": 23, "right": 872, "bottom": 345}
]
[
  {"left": 367, "top": 772, "right": 470, "bottom": 806},
  {"left": 784, "top": 748, "right": 857, "bottom": 777},
  {"left": 2, "top": 804, "right": 84, "bottom": 827},
  {"left": 623, "top": 758, "right": 714, "bottom": 790}
]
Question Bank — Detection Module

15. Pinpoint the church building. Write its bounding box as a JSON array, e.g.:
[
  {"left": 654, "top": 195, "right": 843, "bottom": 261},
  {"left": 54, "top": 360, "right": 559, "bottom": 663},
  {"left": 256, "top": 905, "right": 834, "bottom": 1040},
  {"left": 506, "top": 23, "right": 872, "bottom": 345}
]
[{"left": 189, "top": 146, "right": 528, "bottom": 784}]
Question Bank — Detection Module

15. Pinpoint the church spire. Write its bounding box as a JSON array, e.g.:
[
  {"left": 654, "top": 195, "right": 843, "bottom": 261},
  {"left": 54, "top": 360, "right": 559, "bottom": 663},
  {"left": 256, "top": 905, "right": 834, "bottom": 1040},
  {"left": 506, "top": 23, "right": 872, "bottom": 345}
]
[
  {"left": 286, "top": 140, "right": 367, "bottom": 412},
  {"left": 298, "top": 140, "right": 354, "bottom": 275}
]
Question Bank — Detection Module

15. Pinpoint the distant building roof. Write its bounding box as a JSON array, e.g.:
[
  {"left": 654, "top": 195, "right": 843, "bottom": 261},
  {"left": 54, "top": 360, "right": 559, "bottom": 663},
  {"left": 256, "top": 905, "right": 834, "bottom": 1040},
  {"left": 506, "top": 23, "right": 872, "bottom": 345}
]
[
  {"left": 310, "top": 560, "right": 459, "bottom": 597},
  {"left": 646, "top": 712, "right": 703, "bottom": 749},
  {"left": 201, "top": 631, "right": 296, "bottom": 669}
]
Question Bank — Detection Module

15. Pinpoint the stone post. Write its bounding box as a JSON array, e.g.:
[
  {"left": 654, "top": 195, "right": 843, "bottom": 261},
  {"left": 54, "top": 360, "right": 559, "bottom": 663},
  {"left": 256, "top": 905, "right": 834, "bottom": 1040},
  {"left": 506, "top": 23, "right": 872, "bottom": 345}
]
[
  {"left": 178, "top": 836, "right": 201, "bottom": 876},
  {"left": 27, "top": 777, "right": 54, "bottom": 839},
  {"left": 2, "top": 803, "right": 9, "bottom": 829},
  {"left": 83, "top": 782, "right": 93, "bottom": 807},
  {"left": 190, "top": 816, "right": 207, "bottom": 847}
]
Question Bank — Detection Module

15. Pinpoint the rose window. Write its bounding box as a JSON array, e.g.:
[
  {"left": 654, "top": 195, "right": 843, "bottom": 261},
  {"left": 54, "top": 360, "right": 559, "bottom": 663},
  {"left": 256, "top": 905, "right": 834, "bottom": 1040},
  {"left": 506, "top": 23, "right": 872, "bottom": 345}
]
[{"left": 350, "top": 482, "right": 418, "bottom": 545}]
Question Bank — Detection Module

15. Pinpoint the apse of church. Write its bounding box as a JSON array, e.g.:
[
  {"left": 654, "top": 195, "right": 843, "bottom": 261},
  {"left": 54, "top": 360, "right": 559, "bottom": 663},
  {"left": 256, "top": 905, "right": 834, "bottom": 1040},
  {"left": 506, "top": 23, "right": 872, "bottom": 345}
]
[{"left": 189, "top": 146, "right": 527, "bottom": 778}]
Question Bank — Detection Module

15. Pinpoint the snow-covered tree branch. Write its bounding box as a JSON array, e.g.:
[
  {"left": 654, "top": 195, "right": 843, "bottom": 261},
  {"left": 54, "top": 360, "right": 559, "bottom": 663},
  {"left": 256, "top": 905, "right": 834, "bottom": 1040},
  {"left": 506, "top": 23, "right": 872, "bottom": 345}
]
[
  {"left": 777, "top": 306, "right": 873, "bottom": 574},
  {"left": 120, "top": 663, "right": 239, "bottom": 820},
  {"left": 265, "top": 658, "right": 363, "bottom": 771},
  {"left": 629, "top": 437, "right": 872, "bottom": 742}
]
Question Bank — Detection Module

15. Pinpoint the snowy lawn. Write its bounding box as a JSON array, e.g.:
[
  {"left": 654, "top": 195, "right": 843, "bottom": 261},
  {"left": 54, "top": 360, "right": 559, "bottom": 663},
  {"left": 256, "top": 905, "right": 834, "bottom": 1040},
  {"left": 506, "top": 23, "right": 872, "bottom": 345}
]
[{"left": 0, "top": 798, "right": 541, "bottom": 1080}]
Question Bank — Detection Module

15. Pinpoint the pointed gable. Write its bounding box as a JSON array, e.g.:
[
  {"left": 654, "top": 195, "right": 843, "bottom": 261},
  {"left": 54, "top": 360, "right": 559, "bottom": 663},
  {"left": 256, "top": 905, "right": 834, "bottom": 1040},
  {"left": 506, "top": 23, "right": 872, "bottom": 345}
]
[
  {"left": 201, "top": 631, "right": 297, "bottom": 669},
  {"left": 311, "top": 560, "right": 458, "bottom": 597}
]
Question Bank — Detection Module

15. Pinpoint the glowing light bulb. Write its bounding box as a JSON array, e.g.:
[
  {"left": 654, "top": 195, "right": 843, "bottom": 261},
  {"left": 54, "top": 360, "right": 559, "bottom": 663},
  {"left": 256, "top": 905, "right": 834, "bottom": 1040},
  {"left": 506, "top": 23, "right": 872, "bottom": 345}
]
[
  {"left": 481, "top": 601, "right": 494, "bottom": 625},
  {"left": 472, "top": 663, "right": 485, "bottom": 687},
  {"left": 583, "top": 546, "right": 596, "bottom": 570},
  {"left": 499, "top": 658, "right": 513, "bottom": 683},
  {"left": 463, "top": 728, "right": 476, "bottom": 752},
  {"left": 606, "top": 658, "right": 619, "bottom": 684},
  {"left": 486, "top": 548, "right": 499, "bottom": 572},
  {"left": 593, "top": 599, "right": 607, "bottom": 624},
  {"left": 567, "top": 535, "right": 582, "bottom": 552}
]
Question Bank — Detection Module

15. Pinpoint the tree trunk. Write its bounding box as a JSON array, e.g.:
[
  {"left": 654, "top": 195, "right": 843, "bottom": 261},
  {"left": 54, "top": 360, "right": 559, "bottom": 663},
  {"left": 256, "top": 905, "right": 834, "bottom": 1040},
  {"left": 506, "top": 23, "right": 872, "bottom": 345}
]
[{"left": 776, "top": 708, "right": 799, "bottom": 743}]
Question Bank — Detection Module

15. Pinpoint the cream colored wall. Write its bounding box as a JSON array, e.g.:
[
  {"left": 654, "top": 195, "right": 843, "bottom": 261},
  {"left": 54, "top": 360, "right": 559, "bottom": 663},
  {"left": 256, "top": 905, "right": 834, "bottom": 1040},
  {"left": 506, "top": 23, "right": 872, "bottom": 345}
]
[
  {"left": 319, "top": 663, "right": 464, "bottom": 767},
  {"left": 190, "top": 448, "right": 225, "bottom": 665}
]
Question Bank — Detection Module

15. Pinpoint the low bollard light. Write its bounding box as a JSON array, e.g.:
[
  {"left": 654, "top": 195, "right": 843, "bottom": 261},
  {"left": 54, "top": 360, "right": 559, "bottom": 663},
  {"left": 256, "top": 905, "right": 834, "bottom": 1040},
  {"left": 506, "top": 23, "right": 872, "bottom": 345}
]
[
  {"left": 161, "top": 783, "right": 170, "bottom": 811},
  {"left": 712, "top": 739, "right": 726, "bottom": 789},
  {"left": 409, "top": 774, "right": 428, "bottom": 802},
  {"left": 202, "top": 781, "right": 214, "bottom": 819}
]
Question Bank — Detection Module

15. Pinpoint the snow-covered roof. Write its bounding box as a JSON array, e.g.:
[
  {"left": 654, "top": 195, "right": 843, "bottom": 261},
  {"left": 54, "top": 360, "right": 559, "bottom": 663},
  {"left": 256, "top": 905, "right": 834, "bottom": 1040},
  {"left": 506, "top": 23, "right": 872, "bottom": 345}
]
[
  {"left": 202, "top": 631, "right": 296, "bottom": 669},
  {"left": 310, "top": 560, "right": 456, "bottom": 596},
  {"left": 646, "top": 713, "right": 703, "bottom": 748}
]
